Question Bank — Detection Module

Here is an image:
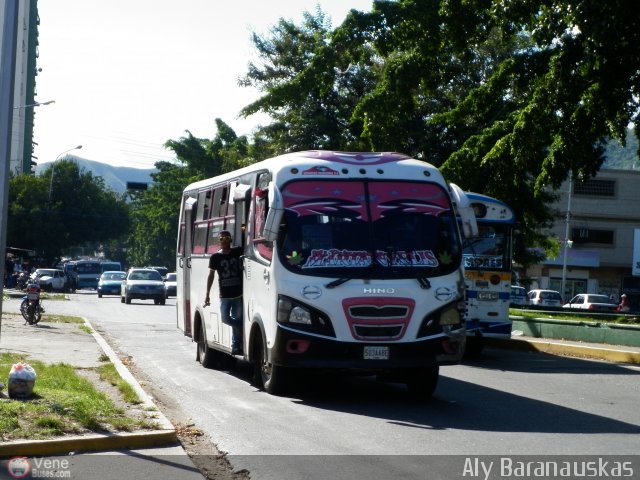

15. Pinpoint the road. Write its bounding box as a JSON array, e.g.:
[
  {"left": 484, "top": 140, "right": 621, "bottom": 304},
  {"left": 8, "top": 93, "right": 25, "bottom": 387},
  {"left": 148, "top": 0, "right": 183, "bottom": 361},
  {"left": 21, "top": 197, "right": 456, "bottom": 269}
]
[{"left": 35, "top": 292, "right": 640, "bottom": 478}]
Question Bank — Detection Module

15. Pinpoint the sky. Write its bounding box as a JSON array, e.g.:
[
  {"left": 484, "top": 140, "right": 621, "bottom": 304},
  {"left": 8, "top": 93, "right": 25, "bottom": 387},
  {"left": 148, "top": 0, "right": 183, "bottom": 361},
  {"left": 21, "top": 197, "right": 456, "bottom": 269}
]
[{"left": 33, "top": 0, "right": 375, "bottom": 169}]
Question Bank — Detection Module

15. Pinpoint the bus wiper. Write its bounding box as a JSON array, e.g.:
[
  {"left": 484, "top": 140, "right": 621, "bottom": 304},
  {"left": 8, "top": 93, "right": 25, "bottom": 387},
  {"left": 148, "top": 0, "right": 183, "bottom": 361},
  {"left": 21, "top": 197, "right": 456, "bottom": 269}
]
[
  {"left": 325, "top": 277, "right": 351, "bottom": 289},
  {"left": 417, "top": 277, "right": 431, "bottom": 289}
]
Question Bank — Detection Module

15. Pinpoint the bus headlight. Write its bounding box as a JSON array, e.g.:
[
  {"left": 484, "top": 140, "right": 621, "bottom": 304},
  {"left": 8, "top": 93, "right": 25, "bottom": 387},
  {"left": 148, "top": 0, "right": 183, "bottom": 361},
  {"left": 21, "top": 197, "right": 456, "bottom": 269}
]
[
  {"left": 439, "top": 306, "right": 461, "bottom": 326},
  {"left": 277, "top": 295, "right": 335, "bottom": 336},
  {"left": 278, "top": 297, "right": 312, "bottom": 324},
  {"left": 290, "top": 306, "right": 312, "bottom": 325}
]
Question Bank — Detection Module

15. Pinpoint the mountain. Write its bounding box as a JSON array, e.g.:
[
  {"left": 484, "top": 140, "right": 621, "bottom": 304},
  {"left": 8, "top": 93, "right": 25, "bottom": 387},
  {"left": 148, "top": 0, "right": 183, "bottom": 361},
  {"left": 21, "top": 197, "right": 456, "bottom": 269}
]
[
  {"left": 35, "top": 156, "right": 157, "bottom": 194},
  {"left": 602, "top": 128, "right": 639, "bottom": 170}
]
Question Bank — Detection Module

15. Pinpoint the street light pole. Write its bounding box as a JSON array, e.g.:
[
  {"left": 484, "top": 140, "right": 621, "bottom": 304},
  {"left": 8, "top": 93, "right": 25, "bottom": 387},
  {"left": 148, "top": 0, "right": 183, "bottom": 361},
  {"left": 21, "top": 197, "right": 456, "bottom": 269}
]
[
  {"left": 48, "top": 145, "right": 83, "bottom": 207},
  {"left": 13, "top": 100, "right": 55, "bottom": 110},
  {"left": 560, "top": 172, "right": 573, "bottom": 301}
]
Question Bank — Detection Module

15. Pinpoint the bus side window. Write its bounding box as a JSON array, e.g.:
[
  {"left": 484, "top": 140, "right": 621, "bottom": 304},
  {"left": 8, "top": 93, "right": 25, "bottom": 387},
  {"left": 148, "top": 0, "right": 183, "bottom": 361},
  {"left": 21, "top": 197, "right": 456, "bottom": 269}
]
[
  {"left": 206, "top": 185, "right": 229, "bottom": 254},
  {"left": 253, "top": 173, "right": 273, "bottom": 261},
  {"left": 193, "top": 189, "right": 212, "bottom": 254}
]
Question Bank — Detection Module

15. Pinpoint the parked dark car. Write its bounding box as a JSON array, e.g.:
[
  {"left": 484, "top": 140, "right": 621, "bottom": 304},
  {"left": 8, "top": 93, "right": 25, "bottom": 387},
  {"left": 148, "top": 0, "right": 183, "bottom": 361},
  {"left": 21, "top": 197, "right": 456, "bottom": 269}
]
[
  {"left": 146, "top": 266, "right": 168, "bottom": 280},
  {"left": 121, "top": 268, "right": 166, "bottom": 305}
]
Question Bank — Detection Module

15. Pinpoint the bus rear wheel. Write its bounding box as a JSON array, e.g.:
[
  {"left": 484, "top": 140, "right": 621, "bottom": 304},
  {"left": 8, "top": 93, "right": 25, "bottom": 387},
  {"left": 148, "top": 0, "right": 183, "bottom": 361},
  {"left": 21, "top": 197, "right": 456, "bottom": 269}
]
[
  {"left": 197, "top": 327, "right": 216, "bottom": 368},
  {"left": 253, "top": 335, "right": 288, "bottom": 395}
]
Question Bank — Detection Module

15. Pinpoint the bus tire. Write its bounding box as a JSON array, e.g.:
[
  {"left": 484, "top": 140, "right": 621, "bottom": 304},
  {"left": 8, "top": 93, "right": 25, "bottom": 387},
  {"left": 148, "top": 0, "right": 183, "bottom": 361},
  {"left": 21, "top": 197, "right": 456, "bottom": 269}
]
[
  {"left": 405, "top": 366, "right": 439, "bottom": 399},
  {"left": 253, "top": 335, "right": 288, "bottom": 395},
  {"left": 197, "top": 326, "right": 215, "bottom": 368},
  {"left": 465, "top": 335, "right": 484, "bottom": 357}
]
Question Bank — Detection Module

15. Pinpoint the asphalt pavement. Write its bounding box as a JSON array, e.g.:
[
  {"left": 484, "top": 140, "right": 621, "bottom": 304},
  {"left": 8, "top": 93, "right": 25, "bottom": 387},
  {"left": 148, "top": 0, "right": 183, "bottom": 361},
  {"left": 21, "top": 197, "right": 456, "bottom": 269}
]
[
  {"left": 1, "top": 288, "right": 639, "bottom": 479},
  {"left": 0, "top": 290, "right": 204, "bottom": 479}
]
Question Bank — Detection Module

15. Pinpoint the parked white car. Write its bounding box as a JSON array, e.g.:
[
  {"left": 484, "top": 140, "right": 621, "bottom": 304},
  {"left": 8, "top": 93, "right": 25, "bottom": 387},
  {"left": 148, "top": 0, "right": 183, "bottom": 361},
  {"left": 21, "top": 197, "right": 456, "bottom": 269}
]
[
  {"left": 527, "top": 289, "right": 563, "bottom": 308},
  {"left": 29, "top": 268, "right": 67, "bottom": 292},
  {"left": 563, "top": 293, "right": 618, "bottom": 312},
  {"left": 510, "top": 285, "right": 528, "bottom": 307},
  {"left": 164, "top": 272, "right": 177, "bottom": 298}
]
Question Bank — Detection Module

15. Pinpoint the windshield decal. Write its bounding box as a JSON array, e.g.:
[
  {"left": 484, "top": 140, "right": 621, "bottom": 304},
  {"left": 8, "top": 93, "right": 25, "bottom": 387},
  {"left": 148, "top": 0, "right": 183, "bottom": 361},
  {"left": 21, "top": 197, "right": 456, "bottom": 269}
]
[
  {"left": 376, "top": 250, "right": 439, "bottom": 268},
  {"left": 302, "top": 249, "right": 372, "bottom": 268},
  {"left": 301, "top": 166, "right": 340, "bottom": 175},
  {"left": 464, "top": 255, "right": 504, "bottom": 269},
  {"left": 297, "top": 249, "right": 439, "bottom": 269},
  {"left": 282, "top": 181, "right": 451, "bottom": 222}
]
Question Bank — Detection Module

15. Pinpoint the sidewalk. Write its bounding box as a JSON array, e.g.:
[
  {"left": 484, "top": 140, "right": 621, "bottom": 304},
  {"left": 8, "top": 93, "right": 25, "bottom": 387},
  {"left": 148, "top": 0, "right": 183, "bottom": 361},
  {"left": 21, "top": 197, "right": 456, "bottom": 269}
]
[{"left": 0, "top": 291, "right": 204, "bottom": 479}]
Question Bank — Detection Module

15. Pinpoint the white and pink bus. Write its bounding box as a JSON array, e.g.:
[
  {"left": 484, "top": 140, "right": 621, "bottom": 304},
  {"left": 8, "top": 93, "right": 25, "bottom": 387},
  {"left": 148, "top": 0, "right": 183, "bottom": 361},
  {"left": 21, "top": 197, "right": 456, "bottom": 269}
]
[{"left": 175, "top": 151, "right": 476, "bottom": 397}]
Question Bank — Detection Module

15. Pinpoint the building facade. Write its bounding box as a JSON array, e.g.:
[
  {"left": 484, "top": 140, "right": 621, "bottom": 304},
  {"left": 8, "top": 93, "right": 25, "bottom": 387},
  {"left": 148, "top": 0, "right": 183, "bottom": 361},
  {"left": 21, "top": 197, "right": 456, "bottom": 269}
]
[
  {"left": 522, "top": 168, "right": 640, "bottom": 310},
  {"left": 4, "top": 0, "right": 39, "bottom": 175}
]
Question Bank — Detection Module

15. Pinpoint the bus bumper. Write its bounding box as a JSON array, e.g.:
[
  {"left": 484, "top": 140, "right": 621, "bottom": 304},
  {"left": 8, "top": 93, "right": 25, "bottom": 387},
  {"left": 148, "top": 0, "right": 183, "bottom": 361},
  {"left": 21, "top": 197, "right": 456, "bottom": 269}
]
[{"left": 269, "top": 325, "right": 466, "bottom": 371}]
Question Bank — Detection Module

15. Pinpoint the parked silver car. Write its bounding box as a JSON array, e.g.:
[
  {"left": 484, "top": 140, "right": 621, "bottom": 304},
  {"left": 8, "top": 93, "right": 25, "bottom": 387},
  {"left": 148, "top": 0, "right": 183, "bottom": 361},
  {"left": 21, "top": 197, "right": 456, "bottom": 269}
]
[
  {"left": 527, "top": 289, "right": 563, "bottom": 308},
  {"left": 120, "top": 268, "right": 166, "bottom": 305}
]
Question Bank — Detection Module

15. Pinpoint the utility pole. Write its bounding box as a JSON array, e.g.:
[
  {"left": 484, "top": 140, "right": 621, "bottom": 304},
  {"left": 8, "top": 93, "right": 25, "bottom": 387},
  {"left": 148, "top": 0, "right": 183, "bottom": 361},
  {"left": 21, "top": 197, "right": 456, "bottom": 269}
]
[
  {"left": 1, "top": 0, "right": 19, "bottom": 341},
  {"left": 560, "top": 172, "right": 573, "bottom": 302}
]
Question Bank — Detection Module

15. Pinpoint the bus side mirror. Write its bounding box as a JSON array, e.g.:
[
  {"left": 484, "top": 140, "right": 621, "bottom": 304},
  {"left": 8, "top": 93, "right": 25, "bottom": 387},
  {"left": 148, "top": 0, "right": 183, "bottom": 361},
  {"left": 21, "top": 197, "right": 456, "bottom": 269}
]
[
  {"left": 449, "top": 183, "right": 479, "bottom": 238},
  {"left": 263, "top": 183, "right": 284, "bottom": 242}
]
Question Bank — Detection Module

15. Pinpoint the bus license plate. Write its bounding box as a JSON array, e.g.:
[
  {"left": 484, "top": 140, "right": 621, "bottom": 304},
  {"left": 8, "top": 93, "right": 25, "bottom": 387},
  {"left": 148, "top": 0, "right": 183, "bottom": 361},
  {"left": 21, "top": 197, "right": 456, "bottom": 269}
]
[{"left": 364, "top": 346, "right": 389, "bottom": 360}]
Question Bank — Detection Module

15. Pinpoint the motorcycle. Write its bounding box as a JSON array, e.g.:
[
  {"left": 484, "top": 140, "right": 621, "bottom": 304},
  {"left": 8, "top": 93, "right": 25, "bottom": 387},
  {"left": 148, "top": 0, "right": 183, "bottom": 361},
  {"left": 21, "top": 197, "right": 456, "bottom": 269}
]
[
  {"left": 16, "top": 271, "right": 29, "bottom": 290},
  {"left": 20, "top": 281, "right": 44, "bottom": 325}
]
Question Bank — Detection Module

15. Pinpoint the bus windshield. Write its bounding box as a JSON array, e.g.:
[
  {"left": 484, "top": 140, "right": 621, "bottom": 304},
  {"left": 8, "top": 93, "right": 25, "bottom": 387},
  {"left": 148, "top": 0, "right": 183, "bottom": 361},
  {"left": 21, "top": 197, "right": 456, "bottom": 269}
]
[
  {"left": 462, "top": 224, "right": 511, "bottom": 271},
  {"left": 76, "top": 261, "right": 102, "bottom": 274},
  {"left": 277, "top": 179, "right": 461, "bottom": 278}
]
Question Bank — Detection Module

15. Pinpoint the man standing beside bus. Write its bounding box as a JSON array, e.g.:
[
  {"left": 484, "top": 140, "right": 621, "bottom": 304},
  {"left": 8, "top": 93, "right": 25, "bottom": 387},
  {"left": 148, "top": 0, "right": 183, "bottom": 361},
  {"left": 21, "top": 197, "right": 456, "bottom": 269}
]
[{"left": 204, "top": 230, "right": 244, "bottom": 355}]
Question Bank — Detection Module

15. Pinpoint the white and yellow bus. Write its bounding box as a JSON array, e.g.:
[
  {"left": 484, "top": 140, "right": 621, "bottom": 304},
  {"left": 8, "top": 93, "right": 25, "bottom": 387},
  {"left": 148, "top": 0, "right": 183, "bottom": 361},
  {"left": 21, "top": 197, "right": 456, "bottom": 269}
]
[
  {"left": 175, "top": 150, "right": 476, "bottom": 396},
  {"left": 461, "top": 192, "right": 516, "bottom": 354}
]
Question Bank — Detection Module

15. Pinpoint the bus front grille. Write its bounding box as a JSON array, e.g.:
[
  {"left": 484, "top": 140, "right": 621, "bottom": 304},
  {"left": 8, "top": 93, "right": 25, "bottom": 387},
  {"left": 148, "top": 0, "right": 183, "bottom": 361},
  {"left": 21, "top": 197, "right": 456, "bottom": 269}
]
[
  {"left": 348, "top": 305, "right": 409, "bottom": 319},
  {"left": 342, "top": 297, "right": 416, "bottom": 341},
  {"left": 353, "top": 324, "right": 404, "bottom": 339}
]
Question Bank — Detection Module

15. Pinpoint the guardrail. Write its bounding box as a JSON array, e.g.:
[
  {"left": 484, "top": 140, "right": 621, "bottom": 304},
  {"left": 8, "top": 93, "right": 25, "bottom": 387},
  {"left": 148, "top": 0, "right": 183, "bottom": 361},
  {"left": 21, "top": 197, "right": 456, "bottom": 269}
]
[{"left": 510, "top": 313, "right": 640, "bottom": 347}]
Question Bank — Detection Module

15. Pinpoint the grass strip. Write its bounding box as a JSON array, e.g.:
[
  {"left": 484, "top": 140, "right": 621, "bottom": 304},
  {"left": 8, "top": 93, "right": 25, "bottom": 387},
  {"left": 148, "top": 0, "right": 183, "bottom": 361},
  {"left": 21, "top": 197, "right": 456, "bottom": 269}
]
[{"left": 0, "top": 353, "right": 156, "bottom": 441}]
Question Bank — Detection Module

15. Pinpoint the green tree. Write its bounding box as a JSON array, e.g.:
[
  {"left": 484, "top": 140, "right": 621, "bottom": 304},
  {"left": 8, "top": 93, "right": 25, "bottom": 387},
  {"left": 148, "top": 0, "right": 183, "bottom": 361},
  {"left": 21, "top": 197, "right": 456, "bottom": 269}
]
[
  {"left": 126, "top": 161, "right": 193, "bottom": 268},
  {"left": 238, "top": 0, "right": 639, "bottom": 265},
  {"left": 8, "top": 161, "right": 130, "bottom": 264},
  {"left": 239, "top": 7, "right": 379, "bottom": 153},
  {"left": 126, "top": 120, "right": 258, "bottom": 267}
]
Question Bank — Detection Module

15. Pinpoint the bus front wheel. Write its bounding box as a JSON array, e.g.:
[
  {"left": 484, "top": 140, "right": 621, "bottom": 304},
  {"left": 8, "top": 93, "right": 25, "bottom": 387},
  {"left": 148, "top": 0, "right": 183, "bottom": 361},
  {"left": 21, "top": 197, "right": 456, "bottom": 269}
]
[
  {"left": 405, "top": 366, "right": 439, "bottom": 399},
  {"left": 253, "top": 335, "right": 288, "bottom": 395}
]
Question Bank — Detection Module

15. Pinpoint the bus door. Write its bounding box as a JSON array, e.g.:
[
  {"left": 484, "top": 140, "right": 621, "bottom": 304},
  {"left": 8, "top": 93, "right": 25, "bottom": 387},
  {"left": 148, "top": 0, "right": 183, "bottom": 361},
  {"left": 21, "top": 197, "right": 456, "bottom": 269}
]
[
  {"left": 177, "top": 196, "right": 197, "bottom": 337},
  {"left": 243, "top": 173, "right": 281, "bottom": 349},
  {"left": 232, "top": 182, "right": 251, "bottom": 249}
]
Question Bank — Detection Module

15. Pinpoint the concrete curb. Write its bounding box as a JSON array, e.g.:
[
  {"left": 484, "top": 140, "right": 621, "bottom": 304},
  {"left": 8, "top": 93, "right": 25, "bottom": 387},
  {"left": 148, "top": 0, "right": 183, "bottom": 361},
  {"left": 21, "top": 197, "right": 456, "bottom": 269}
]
[
  {"left": 0, "top": 316, "right": 178, "bottom": 457},
  {"left": 0, "top": 430, "right": 178, "bottom": 457},
  {"left": 486, "top": 337, "right": 640, "bottom": 364}
]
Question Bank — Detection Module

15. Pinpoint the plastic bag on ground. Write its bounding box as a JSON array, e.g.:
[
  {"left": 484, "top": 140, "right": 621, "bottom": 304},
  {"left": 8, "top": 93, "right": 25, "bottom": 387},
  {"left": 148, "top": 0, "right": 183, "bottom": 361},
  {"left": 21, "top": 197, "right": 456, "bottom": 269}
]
[{"left": 8, "top": 362, "right": 37, "bottom": 399}]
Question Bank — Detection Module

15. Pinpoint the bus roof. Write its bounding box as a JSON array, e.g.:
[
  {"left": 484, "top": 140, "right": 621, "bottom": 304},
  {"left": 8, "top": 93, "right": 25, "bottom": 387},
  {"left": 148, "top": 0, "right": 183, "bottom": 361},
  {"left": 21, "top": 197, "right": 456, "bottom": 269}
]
[
  {"left": 183, "top": 150, "right": 444, "bottom": 193},
  {"left": 465, "top": 191, "right": 515, "bottom": 224}
]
